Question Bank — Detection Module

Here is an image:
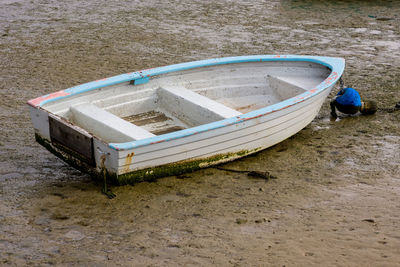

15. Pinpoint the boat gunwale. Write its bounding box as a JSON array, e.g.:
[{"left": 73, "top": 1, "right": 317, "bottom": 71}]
[{"left": 27, "top": 55, "right": 345, "bottom": 151}]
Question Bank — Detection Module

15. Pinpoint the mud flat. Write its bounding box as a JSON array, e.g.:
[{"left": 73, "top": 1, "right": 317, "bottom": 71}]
[{"left": 1, "top": 0, "right": 399, "bottom": 265}]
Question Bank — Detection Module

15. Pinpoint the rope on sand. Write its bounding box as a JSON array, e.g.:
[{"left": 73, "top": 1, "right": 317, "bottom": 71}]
[{"left": 378, "top": 102, "right": 400, "bottom": 113}]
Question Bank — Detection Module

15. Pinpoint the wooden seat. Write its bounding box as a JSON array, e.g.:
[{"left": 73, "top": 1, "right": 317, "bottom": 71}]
[
  {"left": 70, "top": 103, "right": 155, "bottom": 143},
  {"left": 267, "top": 75, "right": 308, "bottom": 100},
  {"left": 157, "top": 85, "right": 242, "bottom": 126}
]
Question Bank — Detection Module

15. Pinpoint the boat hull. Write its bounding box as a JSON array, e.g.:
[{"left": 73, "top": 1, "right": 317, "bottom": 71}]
[{"left": 28, "top": 55, "right": 345, "bottom": 185}]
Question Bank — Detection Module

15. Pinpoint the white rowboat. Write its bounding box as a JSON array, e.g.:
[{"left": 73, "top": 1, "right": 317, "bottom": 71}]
[{"left": 28, "top": 55, "right": 345, "bottom": 184}]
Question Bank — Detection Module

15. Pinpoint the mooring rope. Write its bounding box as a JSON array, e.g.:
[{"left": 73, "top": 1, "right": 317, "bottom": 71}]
[
  {"left": 339, "top": 77, "right": 345, "bottom": 91},
  {"left": 378, "top": 105, "right": 400, "bottom": 113}
]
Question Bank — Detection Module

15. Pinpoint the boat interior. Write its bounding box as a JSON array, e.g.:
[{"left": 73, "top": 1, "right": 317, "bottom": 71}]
[{"left": 45, "top": 61, "right": 331, "bottom": 143}]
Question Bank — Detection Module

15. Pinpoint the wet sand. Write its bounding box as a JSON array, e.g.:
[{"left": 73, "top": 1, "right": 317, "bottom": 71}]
[{"left": 1, "top": 0, "right": 400, "bottom": 265}]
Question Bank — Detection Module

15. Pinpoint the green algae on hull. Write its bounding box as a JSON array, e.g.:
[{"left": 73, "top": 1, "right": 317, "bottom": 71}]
[
  {"left": 115, "top": 148, "right": 260, "bottom": 185},
  {"left": 35, "top": 133, "right": 260, "bottom": 185}
]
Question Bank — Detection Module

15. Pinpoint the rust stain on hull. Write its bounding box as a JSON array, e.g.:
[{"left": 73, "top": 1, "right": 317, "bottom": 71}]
[{"left": 123, "top": 152, "right": 135, "bottom": 173}]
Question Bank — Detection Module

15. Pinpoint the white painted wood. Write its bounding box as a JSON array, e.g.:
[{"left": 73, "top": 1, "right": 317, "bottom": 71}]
[
  {"left": 266, "top": 75, "right": 307, "bottom": 100},
  {"left": 70, "top": 103, "right": 155, "bottom": 143},
  {"left": 157, "top": 85, "right": 242, "bottom": 126},
  {"left": 116, "top": 89, "right": 329, "bottom": 173},
  {"left": 29, "top": 106, "right": 51, "bottom": 139},
  {"left": 114, "top": 88, "right": 328, "bottom": 159},
  {"left": 92, "top": 138, "right": 119, "bottom": 174}
]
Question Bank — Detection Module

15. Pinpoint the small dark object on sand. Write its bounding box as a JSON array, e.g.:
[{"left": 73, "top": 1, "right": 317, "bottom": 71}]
[
  {"left": 176, "top": 174, "right": 191, "bottom": 179},
  {"left": 376, "top": 17, "right": 394, "bottom": 21},
  {"left": 378, "top": 102, "right": 400, "bottom": 113},
  {"left": 362, "top": 219, "right": 376, "bottom": 223},
  {"left": 248, "top": 171, "right": 277, "bottom": 180},
  {"left": 215, "top": 167, "right": 277, "bottom": 181},
  {"left": 102, "top": 187, "right": 116, "bottom": 199}
]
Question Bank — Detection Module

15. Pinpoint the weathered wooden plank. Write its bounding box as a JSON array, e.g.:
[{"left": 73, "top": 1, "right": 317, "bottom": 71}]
[
  {"left": 49, "top": 115, "right": 94, "bottom": 165},
  {"left": 122, "top": 111, "right": 186, "bottom": 135}
]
